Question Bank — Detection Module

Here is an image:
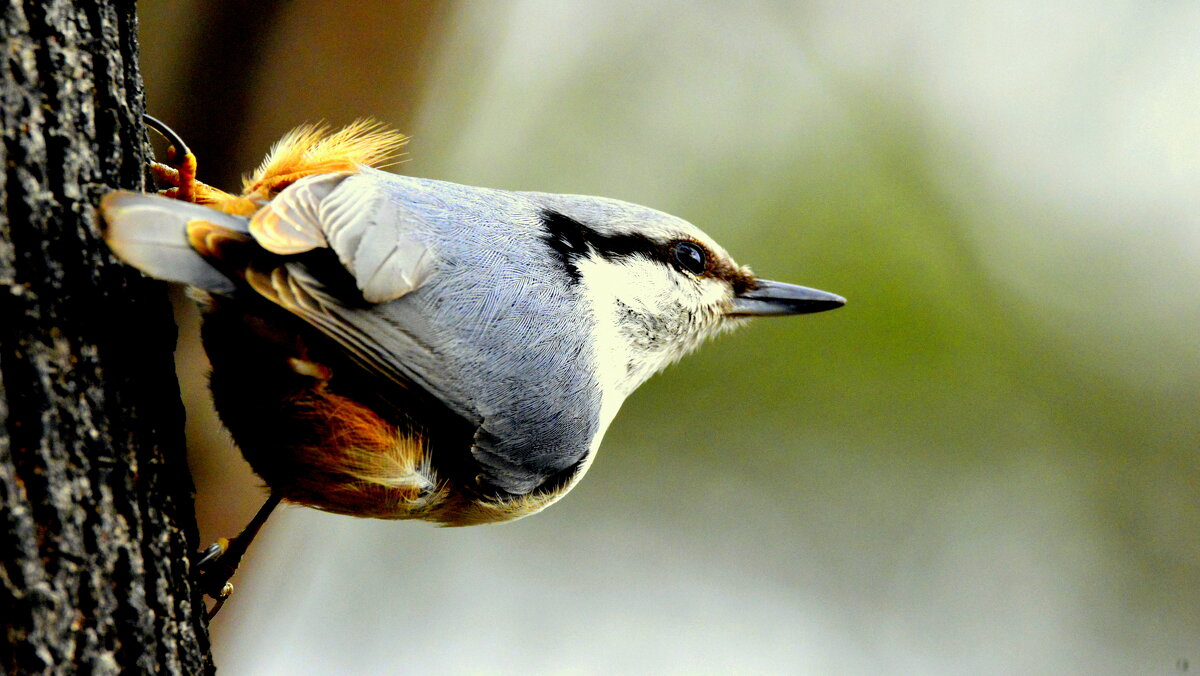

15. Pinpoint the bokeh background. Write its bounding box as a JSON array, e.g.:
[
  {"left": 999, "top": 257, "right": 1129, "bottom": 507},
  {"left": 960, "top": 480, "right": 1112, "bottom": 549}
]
[{"left": 139, "top": 2, "right": 1199, "bottom": 674}]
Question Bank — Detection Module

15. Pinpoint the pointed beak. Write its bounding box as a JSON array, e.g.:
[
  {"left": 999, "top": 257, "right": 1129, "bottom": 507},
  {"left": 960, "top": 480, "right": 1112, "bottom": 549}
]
[{"left": 728, "top": 279, "right": 846, "bottom": 317}]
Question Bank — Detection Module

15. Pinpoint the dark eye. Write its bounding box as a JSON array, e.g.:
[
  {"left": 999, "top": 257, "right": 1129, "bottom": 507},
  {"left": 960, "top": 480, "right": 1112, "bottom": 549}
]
[{"left": 671, "top": 241, "right": 707, "bottom": 275}]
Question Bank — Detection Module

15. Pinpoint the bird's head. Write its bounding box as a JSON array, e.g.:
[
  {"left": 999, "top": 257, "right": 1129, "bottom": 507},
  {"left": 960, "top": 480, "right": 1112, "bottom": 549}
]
[{"left": 527, "top": 192, "right": 845, "bottom": 398}]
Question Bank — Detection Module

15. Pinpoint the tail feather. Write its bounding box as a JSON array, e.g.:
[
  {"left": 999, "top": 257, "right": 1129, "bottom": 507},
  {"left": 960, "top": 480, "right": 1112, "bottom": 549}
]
[{"left": 99, "top": 192, "right": 250, "bottom": 294}]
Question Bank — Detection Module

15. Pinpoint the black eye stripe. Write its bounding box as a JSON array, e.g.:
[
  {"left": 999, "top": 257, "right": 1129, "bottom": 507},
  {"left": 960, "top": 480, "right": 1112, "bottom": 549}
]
[
  {"left": 541, "top": 210, "right": 666, "bottom": 281},
  {"left": 540, "top": 210, "right": 719, "bottom": 283}
]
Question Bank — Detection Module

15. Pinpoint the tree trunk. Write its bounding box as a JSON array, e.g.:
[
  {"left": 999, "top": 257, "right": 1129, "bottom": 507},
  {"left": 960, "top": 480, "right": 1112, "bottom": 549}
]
[{"left": 0, "top": 1, "right": 212, "bottom": 673}]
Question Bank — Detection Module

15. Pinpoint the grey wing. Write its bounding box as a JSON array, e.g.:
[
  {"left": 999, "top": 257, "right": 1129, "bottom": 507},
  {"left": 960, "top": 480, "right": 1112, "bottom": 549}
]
[
  {"left": 245, "top": 171, "right": 600, "bottom": 495},
  {"left": 245, "top": 171, "right": 474, "bottom": 420},
  {"left": 250, "top": 171, "right": 433, "bottom": 303}
]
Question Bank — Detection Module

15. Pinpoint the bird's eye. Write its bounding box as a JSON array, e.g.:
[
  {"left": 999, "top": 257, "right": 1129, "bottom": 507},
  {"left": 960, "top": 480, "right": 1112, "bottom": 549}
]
[{"left": 671, "top": 241, "right": 707, "bottom": 275}]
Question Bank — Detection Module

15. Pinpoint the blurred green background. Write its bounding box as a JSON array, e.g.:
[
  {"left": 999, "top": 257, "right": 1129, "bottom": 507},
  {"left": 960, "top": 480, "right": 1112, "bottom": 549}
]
[{"left": 140, "top": 2, "right": 1199, "bottom": 674}]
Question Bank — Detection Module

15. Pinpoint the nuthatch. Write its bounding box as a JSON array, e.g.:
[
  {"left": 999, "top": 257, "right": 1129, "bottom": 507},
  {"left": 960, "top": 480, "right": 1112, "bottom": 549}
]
[{"left": 99, "top": 117, "right": 844, "bottom": 613}]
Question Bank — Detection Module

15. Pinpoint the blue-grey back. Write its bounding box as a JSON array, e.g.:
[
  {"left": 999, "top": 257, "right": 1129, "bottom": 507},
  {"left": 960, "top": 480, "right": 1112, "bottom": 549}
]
[{"left": 345, "top": 170, "right": 605, "bottom": 491}]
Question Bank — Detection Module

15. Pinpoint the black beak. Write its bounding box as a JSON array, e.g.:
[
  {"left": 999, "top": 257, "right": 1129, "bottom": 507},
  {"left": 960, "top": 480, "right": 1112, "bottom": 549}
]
[{"left": 728, "top": 279, "right": 846, "bottom": 316}]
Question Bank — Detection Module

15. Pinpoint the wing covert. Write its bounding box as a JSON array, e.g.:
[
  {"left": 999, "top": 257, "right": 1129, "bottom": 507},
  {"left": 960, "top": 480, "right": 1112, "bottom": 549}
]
[{"left": 249, "top": 172, "right": 434, "bottom": 303}]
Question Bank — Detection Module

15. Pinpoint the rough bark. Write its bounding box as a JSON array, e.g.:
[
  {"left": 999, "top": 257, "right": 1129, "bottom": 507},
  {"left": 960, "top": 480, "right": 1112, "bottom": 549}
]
[{"left": 0, "top": 1, "right": 212, "bottom": 673}]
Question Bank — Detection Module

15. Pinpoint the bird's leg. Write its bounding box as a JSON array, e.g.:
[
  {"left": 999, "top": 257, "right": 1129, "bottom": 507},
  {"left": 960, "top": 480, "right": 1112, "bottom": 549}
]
[
  {"left": 143, "top": 114, "right": 225, "bottom": 204},
  {"left": 196, "top": 492, "right": 283, "bottom": 618}
]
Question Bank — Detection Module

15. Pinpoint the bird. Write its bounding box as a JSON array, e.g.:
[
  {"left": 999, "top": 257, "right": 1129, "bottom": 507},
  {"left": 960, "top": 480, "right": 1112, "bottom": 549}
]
[{"left": 99, "top": 116, "right": 845, "bottom": 613}]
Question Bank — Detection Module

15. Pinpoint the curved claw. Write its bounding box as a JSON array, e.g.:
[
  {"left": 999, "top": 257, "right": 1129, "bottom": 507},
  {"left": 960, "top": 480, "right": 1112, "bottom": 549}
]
[
  {"left": 196, "top": 538, "right": 230, "bottom": 569},
  {"left": 143, "top": 114, "right": 199, "bottom": 202},
  {"left": 144, "top": 114, "right": 192, "bottom": 159}
]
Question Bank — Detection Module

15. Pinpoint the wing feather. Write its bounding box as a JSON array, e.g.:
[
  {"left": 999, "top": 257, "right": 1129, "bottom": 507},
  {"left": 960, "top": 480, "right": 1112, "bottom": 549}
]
[
  {"left": 249, "top": 172, "right": 434, "bottom": 303},
  {"left": 245, "top": 259, "right": 476, "bottom": 425}
]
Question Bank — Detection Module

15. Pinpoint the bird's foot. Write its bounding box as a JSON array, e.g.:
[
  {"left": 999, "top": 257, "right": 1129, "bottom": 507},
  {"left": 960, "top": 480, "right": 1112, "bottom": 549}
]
[
  {"left": 144, "top": 114, "right": 202, "bottom": 202},
  {"left": 195, "top": 537, "right": 241, "bottom": 619},
  {"left": 193, "top": 494, "right": 282, "bottom": 619}
]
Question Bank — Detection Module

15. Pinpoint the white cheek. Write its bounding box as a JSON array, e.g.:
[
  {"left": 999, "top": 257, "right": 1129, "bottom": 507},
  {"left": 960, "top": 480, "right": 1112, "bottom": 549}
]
[
  {"left": 578, "top": 256, "right": 676, "bottom": 314},
  {"left": 574, "top": 255, "right": 662, "bottom": 394},
  {"left": 575, "top": 255, "right": 728, "bottom": 398}
]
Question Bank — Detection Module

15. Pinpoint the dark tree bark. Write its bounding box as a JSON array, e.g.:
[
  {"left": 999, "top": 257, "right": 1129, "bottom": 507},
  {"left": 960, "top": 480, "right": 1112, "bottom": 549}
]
[{"left": 0, "top": 1, "right": 212, "bottom": 673}]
